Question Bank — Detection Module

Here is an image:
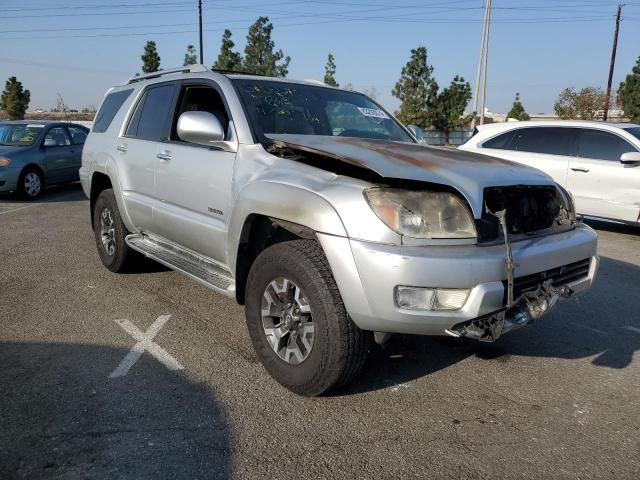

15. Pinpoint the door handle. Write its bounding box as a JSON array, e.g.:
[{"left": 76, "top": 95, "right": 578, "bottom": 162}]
[
  {"left": 156, "top": 150, "right": 172, "bottom": 161},
  {"left": 570, "top": 167, "right": 590, "bottom": 173},
  {"left": 116, "top": 144, "right": 128, "bottom": 153}
]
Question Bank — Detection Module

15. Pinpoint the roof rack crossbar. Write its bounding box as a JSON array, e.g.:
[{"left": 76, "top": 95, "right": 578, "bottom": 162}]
[{"left": 127, "top": 64, "right": 208, "bottom": 84}]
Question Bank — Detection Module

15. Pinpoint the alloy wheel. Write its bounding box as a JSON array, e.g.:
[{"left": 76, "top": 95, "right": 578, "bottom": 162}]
[
  {"left": 261, "top": 277, "right": 314, "bottom": 364},
  {"left": 24, "top": 172, "right": 41, "bottom": 197},
  {"left": 100, "top": 208, "right": 116, "bottom": 256}
]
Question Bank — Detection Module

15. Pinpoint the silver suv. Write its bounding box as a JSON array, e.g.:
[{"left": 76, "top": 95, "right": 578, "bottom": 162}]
[{"left": 81, "top": 65, "right": 598, "bottom": 396}]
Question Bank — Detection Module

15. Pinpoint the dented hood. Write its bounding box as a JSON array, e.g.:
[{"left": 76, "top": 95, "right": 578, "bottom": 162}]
[{"left": 266, "top": 134, "right": 555, "bottom": 217}]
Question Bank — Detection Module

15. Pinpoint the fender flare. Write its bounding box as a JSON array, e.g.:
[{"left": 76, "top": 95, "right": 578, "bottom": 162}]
[{"left": 226, "top": 181, "right": 347, "bottom": 274}]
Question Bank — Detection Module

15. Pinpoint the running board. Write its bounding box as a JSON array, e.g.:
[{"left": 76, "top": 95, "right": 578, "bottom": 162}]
[{"left": 125, "top": 234, "right": 235, "bottom": 297}]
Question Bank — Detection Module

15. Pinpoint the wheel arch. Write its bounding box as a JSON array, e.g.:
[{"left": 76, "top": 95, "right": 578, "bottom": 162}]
[{"left": 89, "top": 172, "right": 113, "bottom": 230}]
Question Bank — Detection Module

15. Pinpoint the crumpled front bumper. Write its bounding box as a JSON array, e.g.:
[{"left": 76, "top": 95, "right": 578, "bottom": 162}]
[{"left": 317, "top": 223, "right": 598, "bottom": 337}]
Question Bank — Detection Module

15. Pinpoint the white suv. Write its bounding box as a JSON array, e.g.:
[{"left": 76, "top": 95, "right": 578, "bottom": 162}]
[{"left": 460, "top": 121, "right": 640, "bottom": 224}]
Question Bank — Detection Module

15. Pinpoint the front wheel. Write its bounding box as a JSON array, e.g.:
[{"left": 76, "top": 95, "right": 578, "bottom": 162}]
[
  {"left": 18, "top": 168, "right": 44, "bottom": 199},
  {"left": 245, "top": 239, "right": 371, "bottom": 396}
]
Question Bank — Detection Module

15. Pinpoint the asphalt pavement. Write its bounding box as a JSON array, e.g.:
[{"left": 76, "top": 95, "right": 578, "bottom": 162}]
[{"left": 1, "top": 184, "right": 639, "bottom": 479}]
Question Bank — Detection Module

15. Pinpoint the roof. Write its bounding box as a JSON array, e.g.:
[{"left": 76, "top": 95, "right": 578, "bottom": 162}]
[{"left": 477, "top": 120, "right": 640, "bottom": 131}]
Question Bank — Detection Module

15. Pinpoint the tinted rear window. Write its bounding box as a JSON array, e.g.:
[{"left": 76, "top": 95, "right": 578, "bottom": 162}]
[
  {"left": 624, "top": 126, "right": 640, "bottom": 141},
  {"left": 578, "top": 129, "right": 638, "bottom": 161},
  {"left": 93, "top": 89, "right": 132, "bottom": 133},
  {"left": 482, "top": 131, "right": 514, "bottom": 149},
  {"left": 512, "top": 127, "right": 575, "bottom": 156},
  {"left": 126, "top": 84, "right": 175, "bottom": 141}
]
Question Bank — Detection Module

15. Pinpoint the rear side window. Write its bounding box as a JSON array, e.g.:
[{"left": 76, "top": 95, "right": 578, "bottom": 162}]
[
  {"left": 482, "top": 131, "right": 515, "bottom": 149},
  {"left": 67, "top": 126, "right": 88, "bottom": 145},
  {"left": 578, "top": 129, "right": 638, "bottom": 161},
  {"left": 511, "top": 127, "right": 575, "bottom": 156},
  {"left": 126, "top": 84, "right": 176, "bottom": 141},
  {"left": 93, "top": 89, "right": 132, "bottom": 133}
]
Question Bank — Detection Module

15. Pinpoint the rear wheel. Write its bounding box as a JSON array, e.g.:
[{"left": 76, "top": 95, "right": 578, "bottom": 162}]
[
  {"left": 92, "top": 188, "right": 135, "bottom": 272},
  {"left": 245, "top": 239, "right": 371, "bottom": 396},
  {"left": 18, "top": 168, "right": 43, "bottom": 199}
]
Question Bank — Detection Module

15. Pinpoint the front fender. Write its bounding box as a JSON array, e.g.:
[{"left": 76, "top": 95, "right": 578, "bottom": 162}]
[{"left": 226, "top": 181, "right": 347, "bottom": 274}]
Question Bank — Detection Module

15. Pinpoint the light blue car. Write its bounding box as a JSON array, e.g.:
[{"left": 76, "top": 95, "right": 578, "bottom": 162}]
[{"left": 0, "top": 121, "right": 89, "bottom": 199}]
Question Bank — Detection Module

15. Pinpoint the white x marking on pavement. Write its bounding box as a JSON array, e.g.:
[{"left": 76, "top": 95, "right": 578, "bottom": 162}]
[{"left": 109, "top": 314, "right": 184, "bottom": 378}]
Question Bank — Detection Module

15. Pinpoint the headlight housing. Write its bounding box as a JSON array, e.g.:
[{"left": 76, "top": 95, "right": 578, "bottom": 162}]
[
  {"left": 364, "top": 187, "right": 476, "bottom": 239},
  {"left": 0, "top": 157, "right": 10, "bottom": 167}
]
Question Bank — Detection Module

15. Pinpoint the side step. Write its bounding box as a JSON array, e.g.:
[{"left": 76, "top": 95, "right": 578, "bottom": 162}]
[{"left": 126, "top": 234, "right": 235, "bottom": 297}]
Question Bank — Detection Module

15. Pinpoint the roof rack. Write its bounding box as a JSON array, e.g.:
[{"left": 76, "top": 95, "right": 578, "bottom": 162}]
[
  {"left": 127, "top": 64, "right": 208, "bottom": 84},
  {"left": 211, "top": 68, "right": 268, "bottom": 77}
]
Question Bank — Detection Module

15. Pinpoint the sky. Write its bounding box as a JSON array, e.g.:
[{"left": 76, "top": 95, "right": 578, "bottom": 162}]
[{"left": 1, "top": 0, "right": 640, "bottom": 115}]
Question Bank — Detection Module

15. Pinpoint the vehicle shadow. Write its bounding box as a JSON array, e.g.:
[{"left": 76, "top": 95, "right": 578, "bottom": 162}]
[
  {"left": 0, "top": 182, "right": 87, "bottom": 204},
  {"left": 0, "top": 342, "right": 231, "bottom": 480},
  {"left": 584, "top": 218, "right": 640, "bottom": 236},
  {"left": 344, "top": 255, "right": 640, "bottom": 395}
]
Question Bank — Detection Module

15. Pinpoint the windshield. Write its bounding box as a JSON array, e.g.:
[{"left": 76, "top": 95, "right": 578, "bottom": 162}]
[
  {"left": 624, "top": 126, "right": 640, "bottom": 142},
  {"left": 0, "top": 124, "right": 44, "bottom": 146},
  {"left": 233, "top": 79, "right": 413, "bottom": 144}
]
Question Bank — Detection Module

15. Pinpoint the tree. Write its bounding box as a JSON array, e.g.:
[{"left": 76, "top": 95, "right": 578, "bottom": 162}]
[
  {"left": 183, "top": 44, "right": 197, "bottom": 66},
  {"left": 324, "top": 53, "right": 338, "bottom": 87},
  {"left": 553, "top": 87, "right": 606, "bottom": 120},
  {"left": 506, "top": 92, "right": 530, "bottom": 121},
  {"left": 391, "top": 46, "right": 438, "bottom": 128},
  {"left": 213, "top": 29, "right": 243, "bottom": 71},
  {"left": 428, "top": 76, "right": 472, "bottom": 144},
  {"left": 243, "top": 17, "right": 290, "bottom": 77},
  {"left": 0, "top": 76, "right": 31, "bottom": 120},
  {"left": 141, "top": 40, "right": 161, "bottom": 73},
  {"left": 618, "top": 56, "right": 640, "bottom": 123}
]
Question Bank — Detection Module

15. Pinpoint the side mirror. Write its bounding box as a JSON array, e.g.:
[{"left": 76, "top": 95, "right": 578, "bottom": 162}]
[
  {"left": 177, "top": 111, "right": 225, "bottom": 146},
  {"left": 43, "top": 138, "right": 57, "bottom": 147},
  {"left": 620, "top": 151, "right": 640, "bottom": 164},
  {"left": 407, "top": 124, "right": 424, "bottom": 142}
]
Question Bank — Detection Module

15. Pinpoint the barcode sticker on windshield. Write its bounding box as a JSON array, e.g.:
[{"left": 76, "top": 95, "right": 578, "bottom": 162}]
[{"left": 357, "top": 107, "right": 389, "bottom": 119}]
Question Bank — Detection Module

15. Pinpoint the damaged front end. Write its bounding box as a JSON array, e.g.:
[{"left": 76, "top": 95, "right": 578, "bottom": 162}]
[
  {"left": 446, "top": 204, "right": 576, "bottom": 342},
  {"left": 445, "top": 280, "right": 573, "bottom": 341}
]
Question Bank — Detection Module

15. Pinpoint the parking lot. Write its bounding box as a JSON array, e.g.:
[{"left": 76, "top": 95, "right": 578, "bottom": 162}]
[{"left": 0, "top": 184, "right": 639, "bottom": 479}]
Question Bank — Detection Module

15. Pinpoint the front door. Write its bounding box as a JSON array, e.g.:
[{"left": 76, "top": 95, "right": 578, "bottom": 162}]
[
  {"left": 153, "top": 82, "right": 236, "bottom": 264},
  {"left": 568, "top": 128, "right": 640, "bottom": 222}
]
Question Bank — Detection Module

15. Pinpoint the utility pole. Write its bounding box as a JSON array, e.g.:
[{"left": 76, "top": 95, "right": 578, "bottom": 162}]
[
  {"left": 480, "top": 0, "right": 492, "bottom": 126},
  {"left": 603, "top": 4, "right": 623, "bottom": 121},
  {"left": 470, "top": 0, "right": 492, "bottom": 129},
  {"left": 198, "top": 0, "right": 204, "bottom": 64}
]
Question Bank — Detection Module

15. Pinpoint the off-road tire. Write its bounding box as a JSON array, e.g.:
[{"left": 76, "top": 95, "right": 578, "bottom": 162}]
[
  {"left": 245, "top": 239, "right": 371, "bottom": 396},
  {"left": 92, "top": 188, "right": 135, "bottom": 273}
]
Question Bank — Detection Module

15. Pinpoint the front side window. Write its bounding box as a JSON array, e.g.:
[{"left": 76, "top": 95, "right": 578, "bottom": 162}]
[
  {"left": 578, "top": 129, "right": 638, "bottom": 161},
  {"left": 511, "top": 127, "right": 575, "bottom": 156},
  {"left": 126, "top": 84, "right": 175, "bottom": 141},
  {"left": 233, "top": 79, "right": 412, "bottom": 144},
  {"left": 170, "top": 85, "right": 230, "bottom": 141},
  {"left": 0, "top": 124, "right": 44, "bottom": 146},
  {"left": 43, "top": 127, "right": 71, "bottom": 147}
]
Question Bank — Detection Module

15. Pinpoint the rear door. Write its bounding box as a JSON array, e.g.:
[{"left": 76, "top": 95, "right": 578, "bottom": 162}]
[
  {"left": 153, "top": 80, "right": 237, "bottom": 263},
  {"left": 117, "top": 82, "right": 178, "bottom": 232},
  {"left": 568, "top": 128, "right": 640, "bottom": 221},
  {"left": 64, "top": 125, "right": 88, "bottom": 182},
  {"left": 42, "top": 126, "right": 75, "bottom": 183},
  {"left": 480, "top": 127, "right": 576, "bottom": 187}
]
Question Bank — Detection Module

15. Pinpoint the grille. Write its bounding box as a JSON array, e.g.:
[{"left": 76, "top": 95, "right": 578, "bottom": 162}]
[
  {"left": 503, "top": 258, "right": 591, "bottom": 304},
  {"left": 478, "top": 185, "right": 564, "bottom": 241}
]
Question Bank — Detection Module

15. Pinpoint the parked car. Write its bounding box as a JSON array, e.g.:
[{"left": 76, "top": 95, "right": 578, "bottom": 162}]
[
  {"left": 459, "top": 120, "right": 640, "bottom": 224},
  {"left": 81, "top": 65, "right": 598, "bottom": 396},
  {"left": 0, "top": 121, "right": 89, "bottom": 199}
]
